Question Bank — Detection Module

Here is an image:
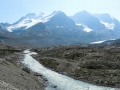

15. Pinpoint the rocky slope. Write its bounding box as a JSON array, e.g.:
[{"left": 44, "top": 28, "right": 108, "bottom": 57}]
[{"left": 0, "top": 44, "right": 45, "bottom": 90}]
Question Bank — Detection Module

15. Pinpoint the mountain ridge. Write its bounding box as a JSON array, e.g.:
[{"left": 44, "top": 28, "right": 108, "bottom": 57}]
[{"left": 0, "top": 10, "right": 120, "bottom": 47}]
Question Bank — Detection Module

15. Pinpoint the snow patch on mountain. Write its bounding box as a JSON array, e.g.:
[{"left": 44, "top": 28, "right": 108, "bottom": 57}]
[
  {"left": 76, "top": 23, "right": 82, "bottom": 26},
  {"left": 90, "top": 39, "right": 116, "bottom": 44},
  {"left": 90, "top": 40, "right": 106, "bottom": 44},
  {"left": 56, "top": 26, "right": 64, "bottom": 28},
  {"left": 84, "top": 26, "right": 92, "bottom": 32},
  {"left": 56, "top": 26, "right": 59, "bottom": 28},
  {"left": 76, "top": 23, "right": 92, "bottom": 32},
  {"left": 100, "top": 21, "right": 115, "bottom": 30}
]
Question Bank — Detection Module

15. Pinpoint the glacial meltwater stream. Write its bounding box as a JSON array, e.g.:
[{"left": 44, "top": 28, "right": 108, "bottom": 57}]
[{"left": 22, "top": 49, "right": 120, "bottom": 90}]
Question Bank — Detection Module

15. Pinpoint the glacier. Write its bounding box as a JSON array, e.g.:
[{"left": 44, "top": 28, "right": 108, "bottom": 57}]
[{"left": 6, "top": 11, "right": 62, "bottom": 32}]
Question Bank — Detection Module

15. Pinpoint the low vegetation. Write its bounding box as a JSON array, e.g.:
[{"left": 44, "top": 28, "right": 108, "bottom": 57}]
[
  {"left": 0, "top": 49, "right": 21, "bottom": 58},
  {"left": 39, "top": 58, "right": 59, "bottom": 69},
  {"left": 33, "top": 45, "right": 120, "bottom": 88}
]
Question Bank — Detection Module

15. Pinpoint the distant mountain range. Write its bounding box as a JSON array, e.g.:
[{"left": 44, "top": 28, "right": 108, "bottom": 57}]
[{"left": 0, "top": 10, "right": 120, "bottom": 47}]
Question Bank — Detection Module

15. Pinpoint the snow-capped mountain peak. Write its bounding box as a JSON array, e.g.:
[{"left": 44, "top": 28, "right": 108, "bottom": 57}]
[{"left": 6, "top": 11, "right": 61, "bottom": 32}]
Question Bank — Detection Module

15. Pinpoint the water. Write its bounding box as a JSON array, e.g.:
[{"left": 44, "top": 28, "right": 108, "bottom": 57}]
[{"left": 22, "top": 49, "right": 120, "bottom": 90}]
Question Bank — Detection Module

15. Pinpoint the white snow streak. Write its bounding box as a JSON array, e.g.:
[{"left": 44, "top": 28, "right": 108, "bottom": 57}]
[
  {"left": 83, "top": 26, "right": 92, "bottom": 32},
  {"left": 76, "top": 23, "right": 92, "bottom": 32},
  {"left": 90, "top": 40, "right": 106, "bottom": 44},
  {"left": 76, "top": 23, "right": 82, "bottom": 26},
  {"left": 100, "top": 21, "right": 115, "bottom": 30},
  {"left": 90, "top": 39, "right": 116, "bottom": 44}
]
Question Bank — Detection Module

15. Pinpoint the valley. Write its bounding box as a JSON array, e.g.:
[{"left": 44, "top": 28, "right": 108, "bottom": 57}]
[
  {"left": 1, "top": 42, "right": 120, "bottom": 89},
  {"left": 33, "top": 45, "right": 120, "bottom": 88}
]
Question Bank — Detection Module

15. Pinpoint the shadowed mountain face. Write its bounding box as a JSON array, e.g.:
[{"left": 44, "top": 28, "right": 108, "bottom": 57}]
[
  {"left": 0, "top": 24, "right": 6, "bottom": 30},
  {"left": 0, "top": 25, "right": 2, "bottom": 30},
  {"left": 0, "top": 24, "right": 8, "bottom": 39},
  {"left": 20, "top": 22, "right": 51, "bottom": 38},
  {"left": 45, "top": 11, "right": 76, "bottom": 29},
  {"left": 0, "top": 24, "right": 16, "bottom": 39},
  {"left": 0, "top": 10, "right": 120, "bottom": 47}
]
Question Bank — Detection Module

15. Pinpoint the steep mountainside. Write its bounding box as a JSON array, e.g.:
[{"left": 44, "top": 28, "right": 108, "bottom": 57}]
[
  {"left": 45, "top": 11, "right": 76, "bottom": 29},
  {"left": 19, "top": 22, "right": 51, "bottom": 38}
]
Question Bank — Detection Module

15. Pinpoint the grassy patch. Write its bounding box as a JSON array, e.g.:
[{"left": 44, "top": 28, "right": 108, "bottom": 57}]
[
  {"left": 74, "top": 68, "right": 120, "bottom": 87},
  {"left": 39, "top": 58, "right": 59, "bottom": 69}
]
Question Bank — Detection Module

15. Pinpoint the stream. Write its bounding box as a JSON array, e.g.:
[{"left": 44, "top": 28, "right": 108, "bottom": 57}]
[{"left": 22, "top": 49, "right": 120, "bottom": 90}]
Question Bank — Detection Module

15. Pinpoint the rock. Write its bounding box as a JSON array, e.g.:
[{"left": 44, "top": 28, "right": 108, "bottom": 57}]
[{"left": 34, "top": 73, "right": 42, "bottom": 76}]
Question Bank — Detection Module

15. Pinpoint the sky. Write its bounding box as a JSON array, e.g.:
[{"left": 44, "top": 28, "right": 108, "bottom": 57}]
[{"left": 0, "top": 0, "right": 120, "bottom": 24}]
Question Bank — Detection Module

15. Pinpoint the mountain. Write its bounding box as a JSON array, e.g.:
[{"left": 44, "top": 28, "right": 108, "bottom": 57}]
[
  {"left": 17, "top": 17, "right": 85, "bottom": 47},
  {"left": 71, "top": 11, "right": 120, "bottom": 39},
  {"left": 6, "top": 12, "right": 48, "bottom": 33},
  {"left": 6, "top": 11, "right": 78, "bottom": 33},
  {"left": 1, "top": 10, "right": 120, "bottom": 47},
  {"left": 70, "top": 10, "right": 105, "bottom": 30},
  {"left": 6, "top": 11, "right": 65, "bottom": 33}
]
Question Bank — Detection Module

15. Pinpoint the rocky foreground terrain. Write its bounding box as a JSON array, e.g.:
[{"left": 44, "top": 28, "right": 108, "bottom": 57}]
[
  {"left": 1, "top": 43, "right": 120, "bottom": 89},
  {"left": 0, "top": 44, "right": 45, "bottom": 90},
  {"left": 33, "top": 45, "right": 120, "bottom": 88}
]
